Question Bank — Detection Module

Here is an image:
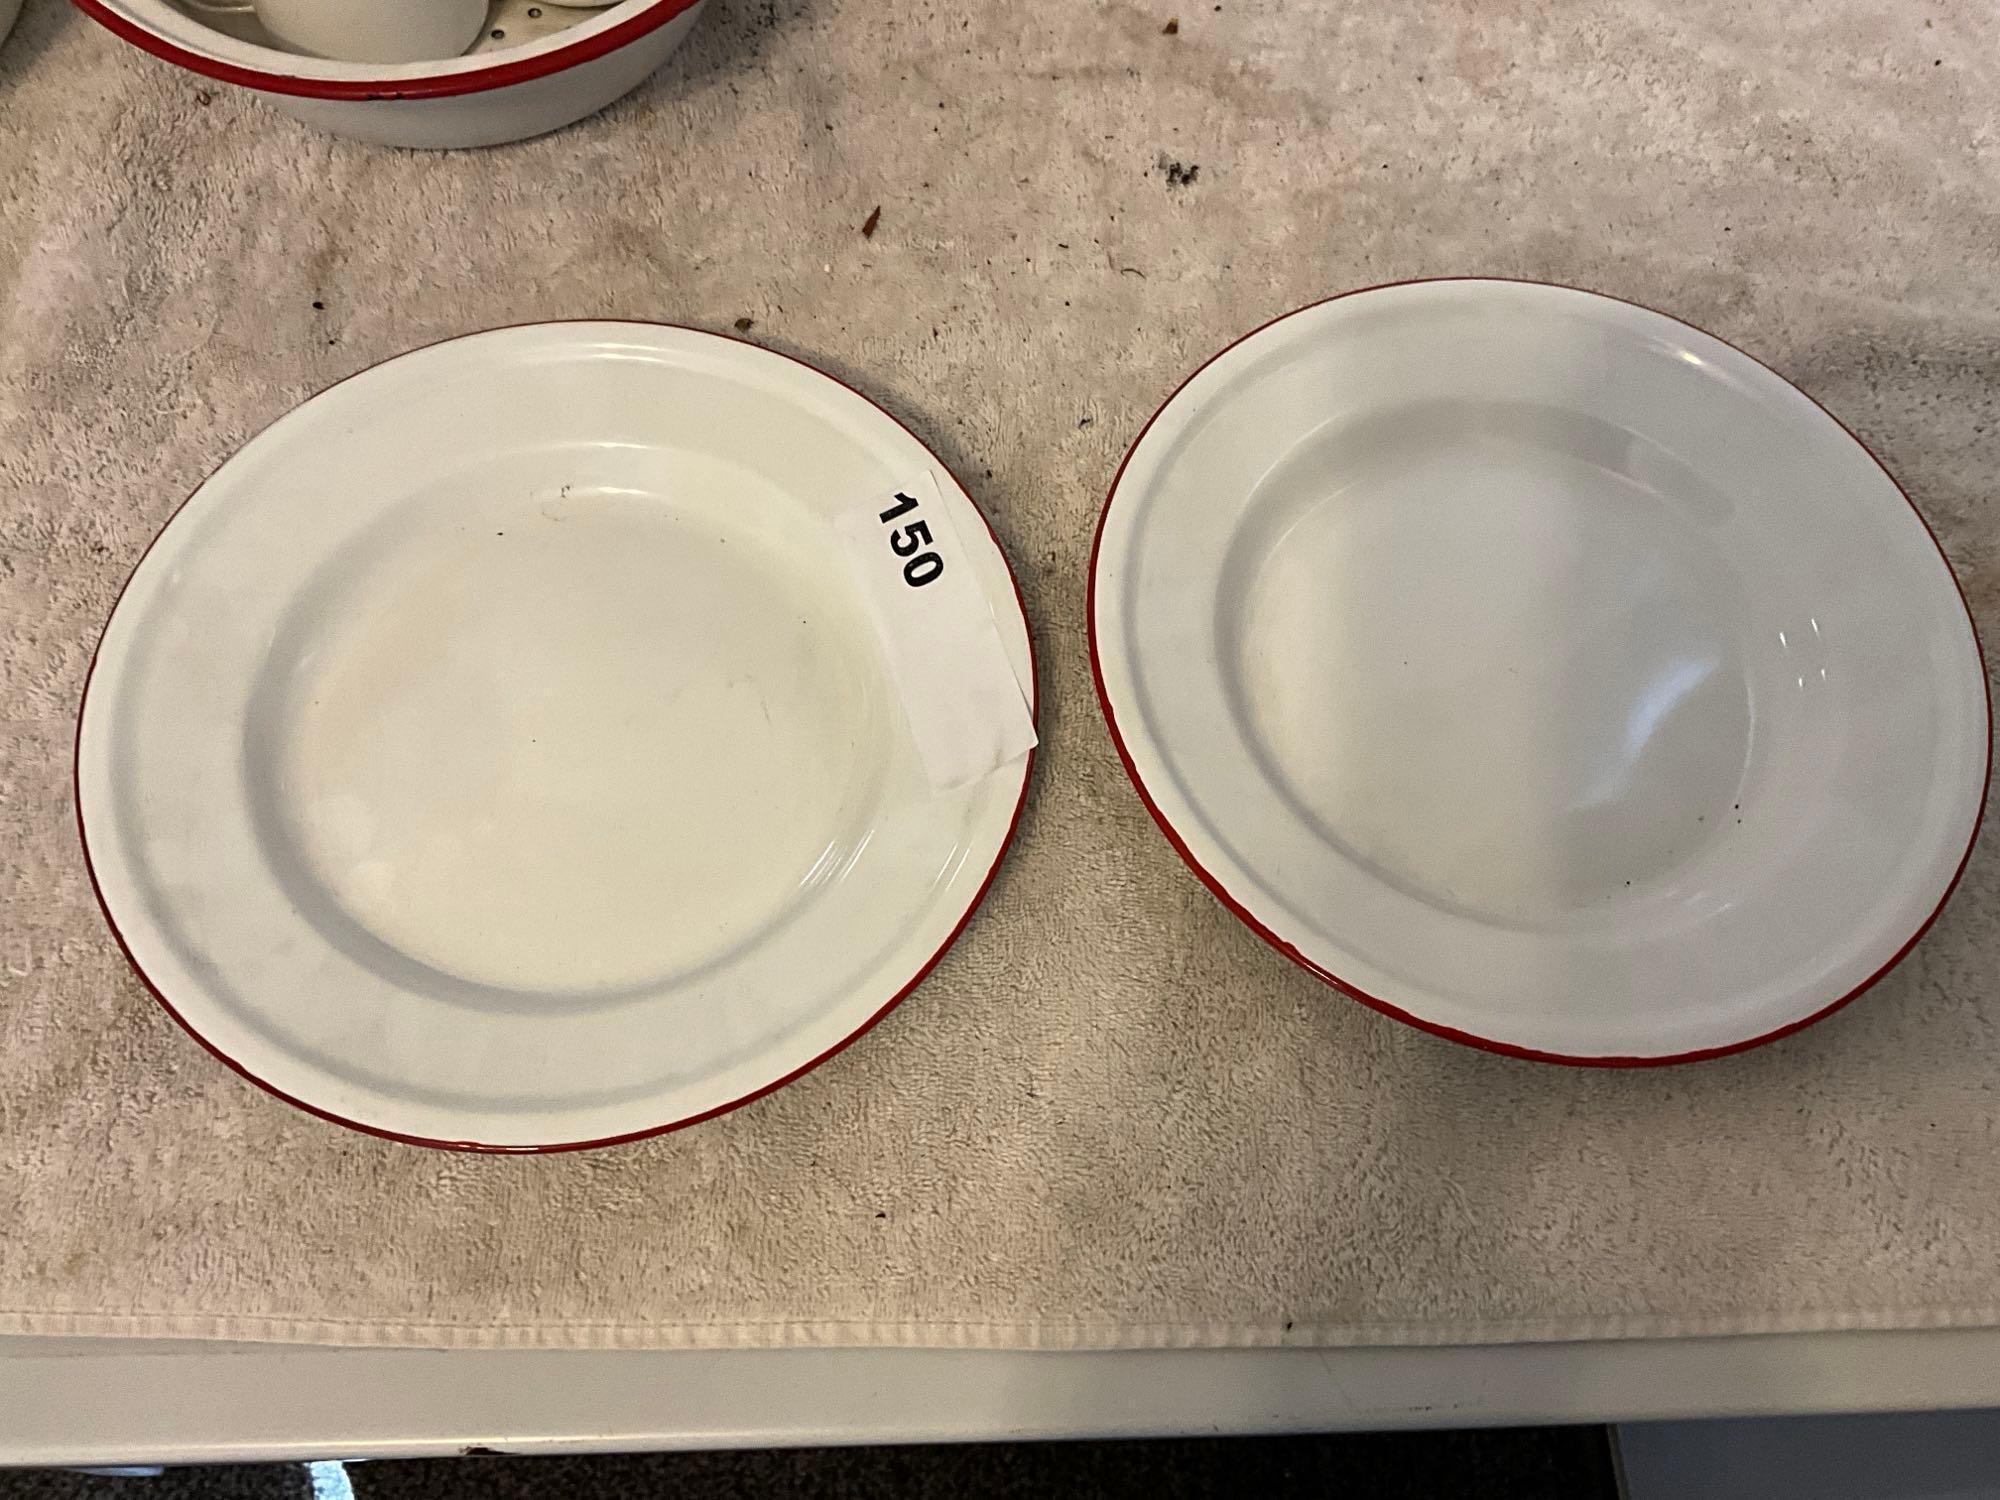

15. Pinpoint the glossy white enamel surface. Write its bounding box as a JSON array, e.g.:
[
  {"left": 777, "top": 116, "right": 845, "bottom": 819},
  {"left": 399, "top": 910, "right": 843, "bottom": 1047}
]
[
  {"left": 237, "top": 0, "right": 488, "bottom": 66},
  {"left": 1093, "top": 281, "right": 1987, "bottom": 1061},
  {"left": 276, "top": 15, "right": 698, "bottom": 150},
  {"left": 79, "top": 324, "right": 1033, "bottom": 1147},
  {"left": 143, "top": 0, "right": 659, "bottom": 78},
  {"left": 93, "top": 0, "right": 703, "bottom": 148}
]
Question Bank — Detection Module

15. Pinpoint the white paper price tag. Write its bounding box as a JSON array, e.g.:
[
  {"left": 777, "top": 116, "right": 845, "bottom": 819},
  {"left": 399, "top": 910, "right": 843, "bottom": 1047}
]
[{"left": 835, "top": 472, "right": 1037, "bottom": 790}]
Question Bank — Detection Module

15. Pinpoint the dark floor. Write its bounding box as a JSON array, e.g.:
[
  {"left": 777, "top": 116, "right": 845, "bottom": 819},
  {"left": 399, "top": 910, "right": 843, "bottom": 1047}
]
[{"left": 0, "top": 1428, "right": 1619, "bottom": 1498}]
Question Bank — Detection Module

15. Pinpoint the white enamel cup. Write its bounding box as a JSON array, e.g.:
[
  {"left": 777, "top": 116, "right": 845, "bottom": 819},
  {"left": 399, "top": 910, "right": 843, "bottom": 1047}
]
[{"left": 179, "top": 0, "right": 488, "bottom": 65}]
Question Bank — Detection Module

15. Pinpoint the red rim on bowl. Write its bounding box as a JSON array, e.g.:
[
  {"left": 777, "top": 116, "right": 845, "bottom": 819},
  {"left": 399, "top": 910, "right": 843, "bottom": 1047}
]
[
  {"left": 69, "top": 0, "right": 706, "bottom": 101},
  {"left": 75, "top": 321, "right": 1040, "bottom": 1151},
  {"left": 1086, "top": 276, "right": 1991, "bottom": 1068}
]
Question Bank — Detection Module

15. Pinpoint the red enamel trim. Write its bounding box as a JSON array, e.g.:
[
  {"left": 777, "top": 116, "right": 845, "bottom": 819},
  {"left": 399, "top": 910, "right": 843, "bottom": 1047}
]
[
  {"left": 75, "top": 320, "right": 1039, "bottom": 1152},
  {"left": 68, "top": 0, "right": 704, "bottom": 102},
  {"left": 1087, "top": 276, "right": 1992, "bottom": 1067}
]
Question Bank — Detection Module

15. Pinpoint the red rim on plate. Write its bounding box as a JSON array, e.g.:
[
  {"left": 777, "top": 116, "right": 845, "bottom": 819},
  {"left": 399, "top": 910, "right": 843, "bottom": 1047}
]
[
  {"left": 1087, "top": 276, "right": 1991, "bottom": 1068},
  {"left": 69, "top": 0, "right": 705, "bottom": 101},
  {"left": 75, "top": 321, "right": 1039, "bottom": 1151}
]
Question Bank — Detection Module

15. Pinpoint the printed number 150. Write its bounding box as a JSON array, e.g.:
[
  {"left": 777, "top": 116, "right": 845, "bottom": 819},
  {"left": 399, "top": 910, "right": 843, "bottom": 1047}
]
[{"left": 877, "top": 491, "right": 945, "bottom": 587}]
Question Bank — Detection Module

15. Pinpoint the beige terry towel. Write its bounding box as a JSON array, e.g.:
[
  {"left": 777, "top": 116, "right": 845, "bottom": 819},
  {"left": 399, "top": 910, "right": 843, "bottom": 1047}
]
[{"left": 3, "top": 0, "right": 2000, "bottom": 1349}]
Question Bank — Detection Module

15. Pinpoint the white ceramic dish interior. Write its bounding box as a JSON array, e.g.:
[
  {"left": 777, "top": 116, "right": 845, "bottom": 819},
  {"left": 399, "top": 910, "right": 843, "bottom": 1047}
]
[
  {"left": 79, "top": 323, "right": 1035, "bottom": 1149},
  {"left": 74, "top": 0, "right": 704, "bottom": 148},
  {"left": 1092, "top": 279, "right": 1987, "bottom": 1063}
]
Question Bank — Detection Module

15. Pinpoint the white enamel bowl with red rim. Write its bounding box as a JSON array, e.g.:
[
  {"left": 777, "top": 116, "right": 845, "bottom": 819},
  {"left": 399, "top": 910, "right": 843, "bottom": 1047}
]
[
  {"left": 71, "top": 0, "right": 706, "bottom": 148},
  {"left": 1091, "top": 279, "right": 1989, "bottom": 1064},
  {"left": 77, "top": 322, "right": 1036, "bottom": 1150}
]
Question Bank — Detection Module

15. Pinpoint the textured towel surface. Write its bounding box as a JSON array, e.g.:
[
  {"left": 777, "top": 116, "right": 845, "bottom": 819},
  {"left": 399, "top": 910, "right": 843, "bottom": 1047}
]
[{"left": 3, "top": 0, "right": 2000, "bottom": 1350}]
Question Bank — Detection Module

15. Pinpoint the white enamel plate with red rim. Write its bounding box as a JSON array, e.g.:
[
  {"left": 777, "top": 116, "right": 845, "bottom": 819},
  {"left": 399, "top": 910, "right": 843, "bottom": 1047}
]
[
  {"left": 1091, "top": 280, "right": 1988, "bottom": 1063},
  {"left": 78, "top": 323, "right": 1035, "bottom": 1149}
]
